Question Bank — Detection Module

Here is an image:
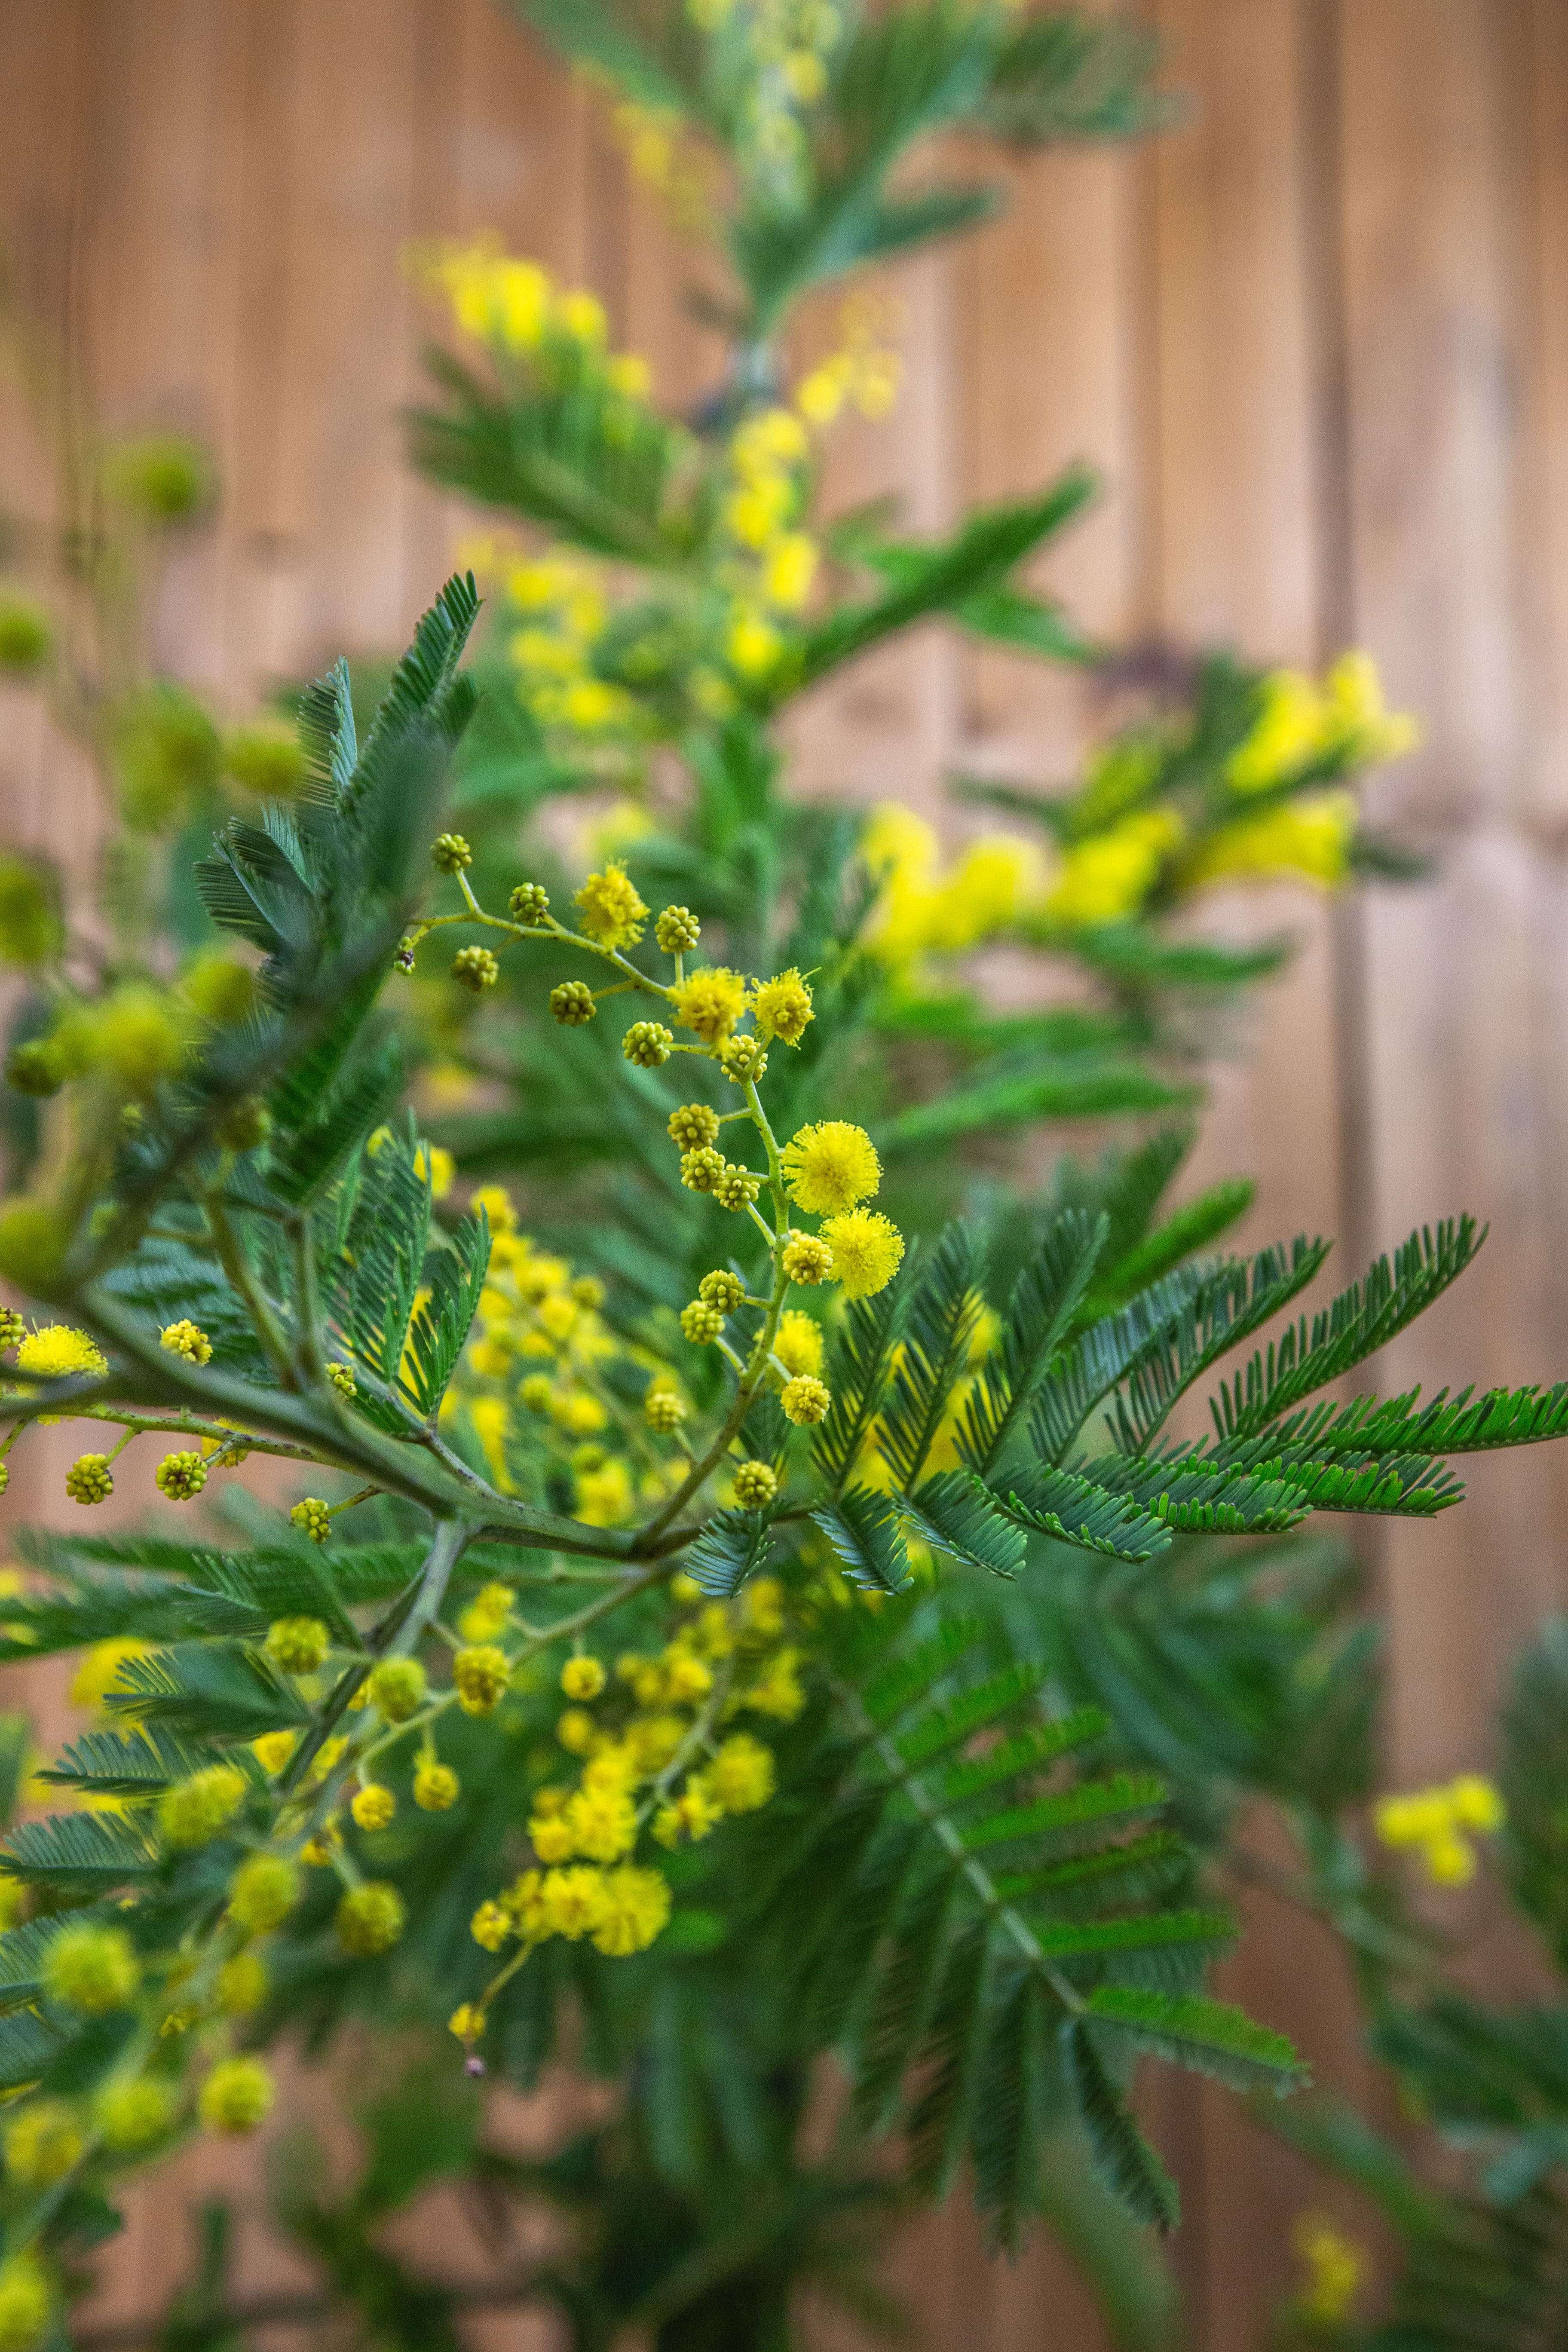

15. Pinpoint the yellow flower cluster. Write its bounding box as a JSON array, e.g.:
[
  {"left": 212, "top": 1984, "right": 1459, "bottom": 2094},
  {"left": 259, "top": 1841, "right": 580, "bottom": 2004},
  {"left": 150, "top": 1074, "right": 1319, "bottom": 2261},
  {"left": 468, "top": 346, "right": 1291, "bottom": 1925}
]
[
  {"left": 609, "top": 99, "right": 716, "bottom": 232},
  {"left": 1043, "top": 808, "right": 1183, "bottom": 930},
  {"left": 1228, "top": 652, "right": 1418, "bottom": 794},
  {"left": 446, "top": 1185, "right": 656, "bottom": 1521},
  {"left": 684, "top": 0, "right": 845, "bottom": 197},
  {"left": 505, "top": 550, "right": 638, "bottom": 745},
  {"left": 439, "top": 254, "right": 906, "bottom": 755},
  {"left": 1373, "top": 1772, "right": 1505, "bottom": 1884},
  {"left": 861, "top": 804, "right": 1048, "bottom": 964},
  {"left": 429, "top": 240, "right": 649, "bottom": 400},
  {"left": 1180, "top": 791, "right": 1358, "bottom": 893},
  {"left": 453, "top": 1580, "right": 802, "bottom": 2043},
  {"left": 795, "top": 294, "right": 905, "bottom": 428}
]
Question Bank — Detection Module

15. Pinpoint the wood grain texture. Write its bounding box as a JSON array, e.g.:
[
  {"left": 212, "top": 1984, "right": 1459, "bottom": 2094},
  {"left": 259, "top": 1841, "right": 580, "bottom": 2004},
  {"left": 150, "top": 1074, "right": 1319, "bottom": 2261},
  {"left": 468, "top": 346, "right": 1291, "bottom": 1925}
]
[{"left": 1, "top": 0, "right": 1565, "bottom": 2340}]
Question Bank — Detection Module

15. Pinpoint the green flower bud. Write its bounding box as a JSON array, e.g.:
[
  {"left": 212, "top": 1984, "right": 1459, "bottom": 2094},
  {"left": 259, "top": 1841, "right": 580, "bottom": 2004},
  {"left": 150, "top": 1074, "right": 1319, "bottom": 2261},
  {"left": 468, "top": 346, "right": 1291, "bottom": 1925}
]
[
  {"left": 0, "top": 596, "right": 52, "bottom": 676},
  {"left": 114, "top": 684, "right": 221, "bottom": 833},
  {"left": 0, "top": 857, "right": 61, "bottom": 969},
  {"left": 103, "top": 432, "right": 212, "bottom": 523},
  {"left": 198, "top": 2056, "right": 273, "bottom": 2135},
  {"left": 335, "top": 1880, "right": 406, "bottom": 1957},
  {"left": 4, "top": 1041, "right": 62, "bottom": 1098},
  {"left": 223, "top": 723, "right": 304, "bottom": 800}
]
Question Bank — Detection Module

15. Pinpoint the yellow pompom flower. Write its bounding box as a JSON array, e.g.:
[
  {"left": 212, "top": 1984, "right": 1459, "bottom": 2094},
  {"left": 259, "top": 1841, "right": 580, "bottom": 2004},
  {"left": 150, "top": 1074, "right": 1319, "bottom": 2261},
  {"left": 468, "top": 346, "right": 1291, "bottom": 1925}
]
[
  {"left": 448, "top": 2002, "right": 483, "bottom": 2043},
  {"left": 470, "top": 1900, "right": 512, "bottom": 1952},
  {"left": 1226, "top": 669, "right": 1326, "bottom": 792},
  {"left": 670, "top": 965, "right": 750, "bottom": 1044},
  {"left": 733, "top": 406, "right": 808, "bottom": 473},
  {"left": 752, "top": 968, "right": 814, "bottom": 1046},
  {"left": 460, "top": 1583, "right": 515, "bottom": 1642},
  {"left": 70, "top": 1636, "right": 149, "bottom": 1712},
  {"left": 564, "top": 1783, "right": 638, "bottom": 1862},
  {"left": 540, "top": 1865, "right": 609, "bottom": 1940},
  {"left": 42, "top": 1923, "right": 140, "bottom": 2015},
  {"left": 469, "top": 1182, "right": 517, "bottom": 1233},
  {"left": 707, "top": 1733, "right": 776, "bottom": 1814},
  {"left": 557, "top": 1706, "right": 597, "bottom": 1755},
  {"left": 198, "top": 2057, "right": 274, "bottom": 2135},
  {"left": 821, "top": 1210, "right": 905, "bottom": 1301},
  {"left": 1324, "top": 649, "right": 1419, "bottom": 763},
  {"left": 576, "top": 1457, "right": 635, "bottom": 1527},
  {"left": 217, "top": 1950, "right": 268, "bottom": 2016},
  {"left": 733, "top": 1460, "right": 778, "bottom": 1511},
  {"left": 796, "top": 364, "right": 846, "bottom": 426},
  {"left": 562, "top": 1655, "right": 607, "bottom": 1702},
  {"left": 530, "top": 1812, "right": 576, "bottom": 1864},
  {"left": 4, "top": 2101, "right": 83, "bottom": 2187},
  {"left": 774, "top": 1309, "right": 824, "bottom": 1377},
  {"left": 453, "top": 1644, "right": 510, "bottom": 1716},
  {"left": 95, "top": 2077, "right": 176, "bottom": 2153},
  {"left": 1373, "top": 1773, "right": 1504, "bottom": 1886},
  {"left": 745, "top": 1648, "right": 805, "bottom": 1722},
  {"left": 351, "top": 1783, "right": 396, "bottom": 1831},
  {"left": 664, "top": 1649, "right": 712, "bottom": 1703},
  {"left": 574, "top": 860, "right": 648, "bottom": 949},
  {"left": 15, "top": 1325, "right": 107, "bottom": 1381},
  {"left": 158, "top": 1764, "right": 246, "bottom": 1850},
  {"left": 725, "top": 476, "right": 793, "bottom": 548},
  {"left": 335, "top": 1881, "right": 406, "bottom": 1957},
  {"left": 228, "top": 1853, "right": 299, "bottom": 1934},
  {"left": 1449, "top": 1773, "right": 1506, "bottom": 1833},
  {"left": 932, "top": 836, "right": 1046, "bottom": 951},
  {"left": 264, "top": 1616, "right": 330, "bottom": 1674},
  {"left": 367, "top": 1657, "right": 426, "bottom": 1722},
  {"left": 414, "top": 1761, "right": 461, "bottom": 1812},
  {"left": 0, "top": 2257, "right": 51, "bottom": 2352},
  {"left": 559, "top": 288, "right": 607, "bottom": 346},
  {"left": 781, "top": 1121, "right": 880, "bottom": 1215},
  {"left": 591, "top": 1865, "right": 672, "bottom": 1956},
  {"left": 251, "top": 1730, "right": 297, "bottom": 1776}
]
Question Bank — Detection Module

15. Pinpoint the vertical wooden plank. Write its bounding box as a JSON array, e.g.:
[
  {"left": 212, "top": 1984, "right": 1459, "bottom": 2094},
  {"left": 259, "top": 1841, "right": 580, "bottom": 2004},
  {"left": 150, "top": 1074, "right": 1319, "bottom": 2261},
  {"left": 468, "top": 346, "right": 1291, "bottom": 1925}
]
[
  {"left": 959, "top": 130, "right": 1145, "bottom": 785},
  {"left": 784, "top": 239, "right": 963, "bottom": 816},
  {"left": 946, "top": 92, "right": 1151, "bottom": 2352},
  {"left": 261, "top": 0, "right": 427, "bottom": 671},
  {"left": 1136, "top": 3, "right": 1379, "bottom": 2344},
  {"left": 0, "top": 2, "right": 89, "bottom": 857},
  {"left": 1338, "top": 0, "right": 1553, "bottom": 1787}
]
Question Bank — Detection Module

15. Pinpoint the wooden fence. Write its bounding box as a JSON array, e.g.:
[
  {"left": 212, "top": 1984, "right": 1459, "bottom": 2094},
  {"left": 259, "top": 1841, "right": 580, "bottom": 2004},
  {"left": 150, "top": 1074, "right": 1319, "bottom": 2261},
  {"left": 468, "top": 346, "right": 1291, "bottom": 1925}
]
[{"left": 1, "top": 1, "right": 1566, "bottom": 2344}]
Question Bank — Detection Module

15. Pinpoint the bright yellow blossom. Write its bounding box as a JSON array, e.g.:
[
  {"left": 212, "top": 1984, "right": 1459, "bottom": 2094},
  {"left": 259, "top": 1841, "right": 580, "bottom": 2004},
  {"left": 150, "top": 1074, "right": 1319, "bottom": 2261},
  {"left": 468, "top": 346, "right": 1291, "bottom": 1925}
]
[
  {"left": 1043, "top": 809, "right": 1182, "bottom": 928},
  {"left": 774, "top": 1309, "right": 824, "bottom": 1377},
  {"left": 14, "top": 1326, "right": 107, "bottom": 1381},
  {"left": 781, "top": 1121, "right": 880, "bottom": 1214},
  {"left": 821, "top": 1210, "right": 905, "bottom": 1300},
  {"left": 574, "top": 860, "right": 649, "bottom": 949},
  {"left": 670, "top": 965, "right": 750, "bottom": 1042}
]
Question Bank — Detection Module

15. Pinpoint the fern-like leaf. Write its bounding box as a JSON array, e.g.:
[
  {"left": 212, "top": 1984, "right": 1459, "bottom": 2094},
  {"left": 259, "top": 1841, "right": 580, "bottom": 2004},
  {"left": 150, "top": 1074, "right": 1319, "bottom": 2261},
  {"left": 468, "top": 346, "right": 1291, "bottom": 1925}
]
[
  {"left": 878, "top": 1221, "right": 986, "bottom": 1490},
  {"left": 1209, "top": 1217, "right": 1484, "bottom": 1443},
  {"left": 810, "top": 1485, "right": 913, "bottom": 1595},
  {"left": 958, "top": 1208, "right": 1107, "bottom": 1472},
  {"left": 684, "top": 1508, "right": 778, "bottom": 1599},
  {"left": 894, "top": 1470, "right": 1026, "bottom": 1579}
]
